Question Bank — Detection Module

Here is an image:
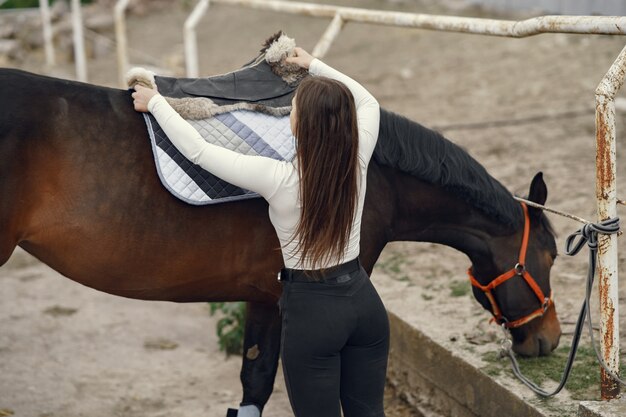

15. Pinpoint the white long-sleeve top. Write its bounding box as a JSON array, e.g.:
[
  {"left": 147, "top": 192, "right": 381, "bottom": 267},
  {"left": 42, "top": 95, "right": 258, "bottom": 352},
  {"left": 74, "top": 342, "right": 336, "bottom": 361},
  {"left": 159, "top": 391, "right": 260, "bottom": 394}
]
[{"left": 147, "top": 58, "right": 380, "bottom": 269}]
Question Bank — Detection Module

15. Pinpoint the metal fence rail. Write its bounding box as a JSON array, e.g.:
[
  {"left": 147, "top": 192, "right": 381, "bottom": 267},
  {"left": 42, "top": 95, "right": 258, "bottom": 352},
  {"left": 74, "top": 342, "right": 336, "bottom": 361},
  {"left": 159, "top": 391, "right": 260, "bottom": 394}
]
[
  {"left": 212, "top": 0, "right": 626, "bottom": 36},
  {"left": 169, "top": 0, "right": 626, "bottom": 86},
  {"left": 468, "top": 0, "right": 626, "bottom": 16},
  {"left": 39, "top": 0, "right": 624, "bottom": 400}
]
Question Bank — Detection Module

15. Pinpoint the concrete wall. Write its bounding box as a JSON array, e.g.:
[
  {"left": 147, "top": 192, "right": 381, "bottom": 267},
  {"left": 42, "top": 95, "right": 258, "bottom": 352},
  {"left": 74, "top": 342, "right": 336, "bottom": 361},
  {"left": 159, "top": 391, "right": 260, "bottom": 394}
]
[{"left": 386, "top": 312, "right": 548, "bottom": 417}]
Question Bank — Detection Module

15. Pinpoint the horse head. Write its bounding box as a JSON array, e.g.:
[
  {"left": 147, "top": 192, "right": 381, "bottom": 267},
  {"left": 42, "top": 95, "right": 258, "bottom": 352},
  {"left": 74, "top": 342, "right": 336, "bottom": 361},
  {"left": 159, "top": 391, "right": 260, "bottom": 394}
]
[{"left": 469, "top": 172, "right": 560, "bottom": 357}]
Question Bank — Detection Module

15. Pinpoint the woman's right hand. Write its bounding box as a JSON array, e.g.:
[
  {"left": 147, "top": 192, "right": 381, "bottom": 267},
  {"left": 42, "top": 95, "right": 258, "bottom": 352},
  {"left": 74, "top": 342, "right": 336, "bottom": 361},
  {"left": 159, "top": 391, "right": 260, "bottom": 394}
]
[
  {"left": 132, "top": 85, "right": 159, "bottom": 113},
  {"left": 285, "top": 47, "right": 315, "bottom": 70}
]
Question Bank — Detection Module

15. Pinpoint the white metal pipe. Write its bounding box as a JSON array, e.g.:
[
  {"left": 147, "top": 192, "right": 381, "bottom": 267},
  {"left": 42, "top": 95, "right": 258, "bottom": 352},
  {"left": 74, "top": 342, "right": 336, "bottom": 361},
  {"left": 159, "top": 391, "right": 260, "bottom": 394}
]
[
  {"left": 184, "top": 0, "right": 210, "bottom": 78},
  {"left": 212, "top": 0, "right": 336, "bottom": 19},
  {"left": 596, "top": 46, "right": 626, "bottom": 99},
  {"left": 115, "top": 0, "right": 131, "bottom": 87},
  {"left": 211, "top": 0, "right": 626, "bottom": 37},
  {"left": 312, "top": 12, "right": 344, "bottom": 59},
  {"left": 70, "top": 0, "right": 87, "bottom": 82},
  {"left": 594, "top": 42, "right": 626, "bottom": 400},
  {"left": 39, "top": 0, "right": 55, "bottom": 67}
]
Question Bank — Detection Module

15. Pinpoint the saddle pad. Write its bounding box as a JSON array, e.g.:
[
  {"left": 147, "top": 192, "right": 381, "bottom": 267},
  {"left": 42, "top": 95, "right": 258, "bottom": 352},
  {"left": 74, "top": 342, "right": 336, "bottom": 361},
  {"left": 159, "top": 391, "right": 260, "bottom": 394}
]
[{"left": 144, "top": 110, "right": 295, "bottom": 205}]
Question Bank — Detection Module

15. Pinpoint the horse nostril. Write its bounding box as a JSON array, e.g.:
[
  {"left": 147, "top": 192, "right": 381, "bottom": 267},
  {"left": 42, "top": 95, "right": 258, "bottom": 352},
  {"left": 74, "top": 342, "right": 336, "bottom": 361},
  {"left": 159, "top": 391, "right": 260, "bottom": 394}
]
[
  {"left": 537, "top": 336, "right": 550, "bottom": 356},
  {"left": 537, "top": 334, "right": 559, "bottom": 356}
]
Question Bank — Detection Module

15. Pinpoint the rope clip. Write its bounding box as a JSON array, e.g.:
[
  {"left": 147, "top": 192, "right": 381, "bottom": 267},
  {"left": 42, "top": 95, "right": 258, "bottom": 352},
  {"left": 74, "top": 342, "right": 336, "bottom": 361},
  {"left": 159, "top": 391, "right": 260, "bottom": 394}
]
[{"left": 499, "top": 323, "right": 513, "bottom": 356}]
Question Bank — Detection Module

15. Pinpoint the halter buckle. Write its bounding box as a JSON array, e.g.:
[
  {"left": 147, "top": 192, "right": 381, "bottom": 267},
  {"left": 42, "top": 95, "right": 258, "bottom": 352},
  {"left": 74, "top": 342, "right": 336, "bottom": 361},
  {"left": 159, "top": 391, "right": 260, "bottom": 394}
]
[
  {"left": 514, "top": 263, "right": 525, "bottom": 275},
  {"left": 542, "top": 297, "right": 550, "bottom": 312},
  {"left": 499, "top": 323, "right": 513, "bottom": 353}
]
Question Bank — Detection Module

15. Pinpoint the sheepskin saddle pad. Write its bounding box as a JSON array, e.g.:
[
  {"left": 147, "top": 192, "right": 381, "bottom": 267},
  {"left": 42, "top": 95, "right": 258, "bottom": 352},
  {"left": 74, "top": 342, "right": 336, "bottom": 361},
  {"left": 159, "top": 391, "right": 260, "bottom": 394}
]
[{"left": 127, "top": 32, "right": 307, "bottom": 205}]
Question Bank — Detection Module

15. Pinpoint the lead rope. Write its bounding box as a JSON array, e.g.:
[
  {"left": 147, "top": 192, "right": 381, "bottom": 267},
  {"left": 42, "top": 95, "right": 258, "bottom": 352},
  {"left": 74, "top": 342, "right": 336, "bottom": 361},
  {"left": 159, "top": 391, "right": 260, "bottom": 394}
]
[{"left": 501, "top": 217, "right": 624, "bottom": 397}]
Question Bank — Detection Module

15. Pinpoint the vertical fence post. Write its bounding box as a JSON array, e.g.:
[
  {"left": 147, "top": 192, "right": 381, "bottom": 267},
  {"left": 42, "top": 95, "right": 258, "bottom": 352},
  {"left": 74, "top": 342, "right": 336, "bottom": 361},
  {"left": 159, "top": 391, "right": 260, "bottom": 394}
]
[
  {"left": 595, "top": 42, "right": 626, "bottom": 400},
  {"left": 115, "top": 0, "right": 131, "bottom": 87},
  {"left": 39, "top": 0, "right": 55, "bottom": 67},
  {"left": 184, "top": 0, "right": 210, "bottom": 78},
  {"left": 70, "top": 0, "right": 87, "bottom": 81},
  {"left": 312, "top": 12, "right": 345, "bottom": 58}
]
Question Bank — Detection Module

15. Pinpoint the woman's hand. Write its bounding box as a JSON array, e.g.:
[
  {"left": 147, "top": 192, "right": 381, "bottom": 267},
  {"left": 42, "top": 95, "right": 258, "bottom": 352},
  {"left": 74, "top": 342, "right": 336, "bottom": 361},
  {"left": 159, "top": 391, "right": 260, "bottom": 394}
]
[
  {"left": 132, "top": 85, "right": 159, "bottom": 113},
  {"left": 285, "top": 47, "right": 314, "bottom": 70}
]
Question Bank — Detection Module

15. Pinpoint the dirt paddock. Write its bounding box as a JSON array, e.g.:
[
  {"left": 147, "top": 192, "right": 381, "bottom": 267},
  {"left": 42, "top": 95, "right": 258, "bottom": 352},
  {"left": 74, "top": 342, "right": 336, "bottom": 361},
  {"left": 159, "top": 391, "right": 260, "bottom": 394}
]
[{"left": 2, "top": 0, "right": 626, "bottom": 416}]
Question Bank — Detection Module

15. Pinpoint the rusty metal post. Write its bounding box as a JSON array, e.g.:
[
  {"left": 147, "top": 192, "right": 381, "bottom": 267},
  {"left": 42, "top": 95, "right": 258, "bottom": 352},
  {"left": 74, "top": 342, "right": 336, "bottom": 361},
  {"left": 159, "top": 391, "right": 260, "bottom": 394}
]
[{"left": 595, "top": 42, "right": 626, "bottom": 399}]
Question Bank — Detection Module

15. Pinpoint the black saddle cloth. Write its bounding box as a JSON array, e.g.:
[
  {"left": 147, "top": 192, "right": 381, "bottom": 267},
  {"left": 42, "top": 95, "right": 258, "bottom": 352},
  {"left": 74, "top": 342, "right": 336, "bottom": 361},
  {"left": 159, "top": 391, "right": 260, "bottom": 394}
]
[{"left": 155, "top": 60, "right": 296, "bottom": 107}]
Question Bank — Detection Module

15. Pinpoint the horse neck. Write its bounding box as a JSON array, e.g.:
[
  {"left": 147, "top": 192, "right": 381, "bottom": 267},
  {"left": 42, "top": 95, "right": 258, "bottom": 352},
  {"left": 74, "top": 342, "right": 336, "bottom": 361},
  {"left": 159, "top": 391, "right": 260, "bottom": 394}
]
[{"left": 388, "top": 171, "right": 516, "bottom": 269}]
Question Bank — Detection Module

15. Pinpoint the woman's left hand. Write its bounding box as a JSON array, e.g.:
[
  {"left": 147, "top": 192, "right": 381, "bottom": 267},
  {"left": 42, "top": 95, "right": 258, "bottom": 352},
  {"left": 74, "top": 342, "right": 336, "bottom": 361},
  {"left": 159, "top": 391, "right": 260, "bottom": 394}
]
[
  {"left": 132, "top": 85, "right": 159, "bottom": 113},
  {"left": 285, "top": 47, "right": 314, "bottom": 70}
]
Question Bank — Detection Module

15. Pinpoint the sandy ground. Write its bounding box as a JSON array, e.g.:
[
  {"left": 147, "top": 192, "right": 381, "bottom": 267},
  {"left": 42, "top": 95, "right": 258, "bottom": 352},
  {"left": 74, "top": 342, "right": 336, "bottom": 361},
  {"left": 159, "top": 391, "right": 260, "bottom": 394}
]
[
  {"left": 2, "top": 0, "right": 626, "bottom": 415},
  {"left": 0, "top": 250, "right": 293, "bottom": 417}
]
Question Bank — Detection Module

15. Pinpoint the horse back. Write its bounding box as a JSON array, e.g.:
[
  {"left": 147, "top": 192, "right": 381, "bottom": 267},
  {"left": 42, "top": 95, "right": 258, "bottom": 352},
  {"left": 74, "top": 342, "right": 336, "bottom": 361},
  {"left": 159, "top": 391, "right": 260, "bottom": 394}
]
[
  {"left": 0, "top": 69, "right": 286, "bottom": 302},
  {"left": 0, "top": 69, "right": 146, "bottom": 266}
]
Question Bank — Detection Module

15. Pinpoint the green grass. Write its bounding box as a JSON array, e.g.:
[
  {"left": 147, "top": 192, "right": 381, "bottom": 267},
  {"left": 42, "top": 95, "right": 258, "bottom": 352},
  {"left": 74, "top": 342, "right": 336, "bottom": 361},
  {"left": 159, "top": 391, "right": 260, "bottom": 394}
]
[
  {"left": 519, "top": 345, "right": 600, "bottom": 399},
  {"left": 480, "top": 343, "right": 619, "bottom": 400},
  {"left": 375, "top": 252, "right": 414, "bottom": 282},
  {"left": 449, "top": 280, "right": 471, "bottom": 297}
]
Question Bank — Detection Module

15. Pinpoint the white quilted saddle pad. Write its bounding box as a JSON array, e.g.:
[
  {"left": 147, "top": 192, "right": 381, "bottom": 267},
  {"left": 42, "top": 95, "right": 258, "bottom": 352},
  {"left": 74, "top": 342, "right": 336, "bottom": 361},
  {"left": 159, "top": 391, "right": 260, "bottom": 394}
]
[{"left": 144, "top": 110, "right": 295, "bottom": 205}]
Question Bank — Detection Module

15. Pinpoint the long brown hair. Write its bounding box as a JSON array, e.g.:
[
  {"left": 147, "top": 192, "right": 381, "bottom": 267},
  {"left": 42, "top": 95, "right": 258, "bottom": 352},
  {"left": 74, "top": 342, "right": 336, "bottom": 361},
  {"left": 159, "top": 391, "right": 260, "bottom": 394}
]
[{"left": 292, "top": 76, "right": 359, "bottom": 269}]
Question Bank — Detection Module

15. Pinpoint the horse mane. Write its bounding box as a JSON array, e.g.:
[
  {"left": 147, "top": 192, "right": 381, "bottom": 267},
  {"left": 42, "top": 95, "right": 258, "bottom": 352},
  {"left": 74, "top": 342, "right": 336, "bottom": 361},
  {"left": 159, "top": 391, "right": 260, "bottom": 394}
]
[{"left": 374, "top": 109, "right": 523, "bottom": 228}]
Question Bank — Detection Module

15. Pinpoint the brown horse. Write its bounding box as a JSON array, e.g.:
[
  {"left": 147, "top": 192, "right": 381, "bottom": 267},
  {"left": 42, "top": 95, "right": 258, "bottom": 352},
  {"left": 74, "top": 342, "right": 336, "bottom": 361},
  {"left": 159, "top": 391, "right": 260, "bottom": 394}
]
[{"left": 0, "top": 67, "right": 560, "bottom": 414}]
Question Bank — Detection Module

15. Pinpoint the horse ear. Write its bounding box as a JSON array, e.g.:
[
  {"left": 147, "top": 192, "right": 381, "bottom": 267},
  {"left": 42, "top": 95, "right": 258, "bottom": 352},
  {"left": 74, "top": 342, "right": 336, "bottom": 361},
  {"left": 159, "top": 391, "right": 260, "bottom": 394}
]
[{"left": 527, "top": 172, "right": 547, "bottom": 216}]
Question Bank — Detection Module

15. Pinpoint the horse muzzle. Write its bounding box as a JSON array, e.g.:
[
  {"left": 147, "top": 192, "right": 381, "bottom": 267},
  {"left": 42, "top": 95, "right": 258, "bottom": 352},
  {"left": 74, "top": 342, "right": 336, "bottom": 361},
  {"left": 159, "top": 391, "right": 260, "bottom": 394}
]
[{"left": 510, "top": 302, "right": 561, "bottom": 357}]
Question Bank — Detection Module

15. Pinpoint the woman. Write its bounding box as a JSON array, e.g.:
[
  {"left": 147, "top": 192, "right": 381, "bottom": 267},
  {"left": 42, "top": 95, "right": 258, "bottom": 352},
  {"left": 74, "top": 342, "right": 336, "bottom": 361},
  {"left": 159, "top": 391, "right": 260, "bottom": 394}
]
[{"left": 133, "top": 47, "right": 389, "bottom": 417}]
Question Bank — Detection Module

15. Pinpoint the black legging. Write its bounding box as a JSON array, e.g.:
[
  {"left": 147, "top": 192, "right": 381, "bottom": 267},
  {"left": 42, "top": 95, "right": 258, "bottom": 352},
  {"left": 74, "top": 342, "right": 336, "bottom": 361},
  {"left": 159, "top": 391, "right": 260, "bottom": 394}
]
[{"left": 278, "top": 259, "right": 390, "bottom": 417}]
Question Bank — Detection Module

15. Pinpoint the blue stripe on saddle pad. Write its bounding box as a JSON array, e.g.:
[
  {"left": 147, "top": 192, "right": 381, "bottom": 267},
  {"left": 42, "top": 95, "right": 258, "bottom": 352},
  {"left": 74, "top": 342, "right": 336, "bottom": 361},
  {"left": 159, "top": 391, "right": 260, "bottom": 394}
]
[{"left": 143, "top": 110, "right": 295, "bottom": 205}]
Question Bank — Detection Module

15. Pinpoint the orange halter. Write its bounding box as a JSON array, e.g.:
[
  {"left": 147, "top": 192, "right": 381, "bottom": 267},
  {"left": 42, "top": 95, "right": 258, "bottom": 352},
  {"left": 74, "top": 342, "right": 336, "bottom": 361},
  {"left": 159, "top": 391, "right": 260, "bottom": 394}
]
[{"left": 467, "top": 202, "right": 552, "bottom": 329}]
